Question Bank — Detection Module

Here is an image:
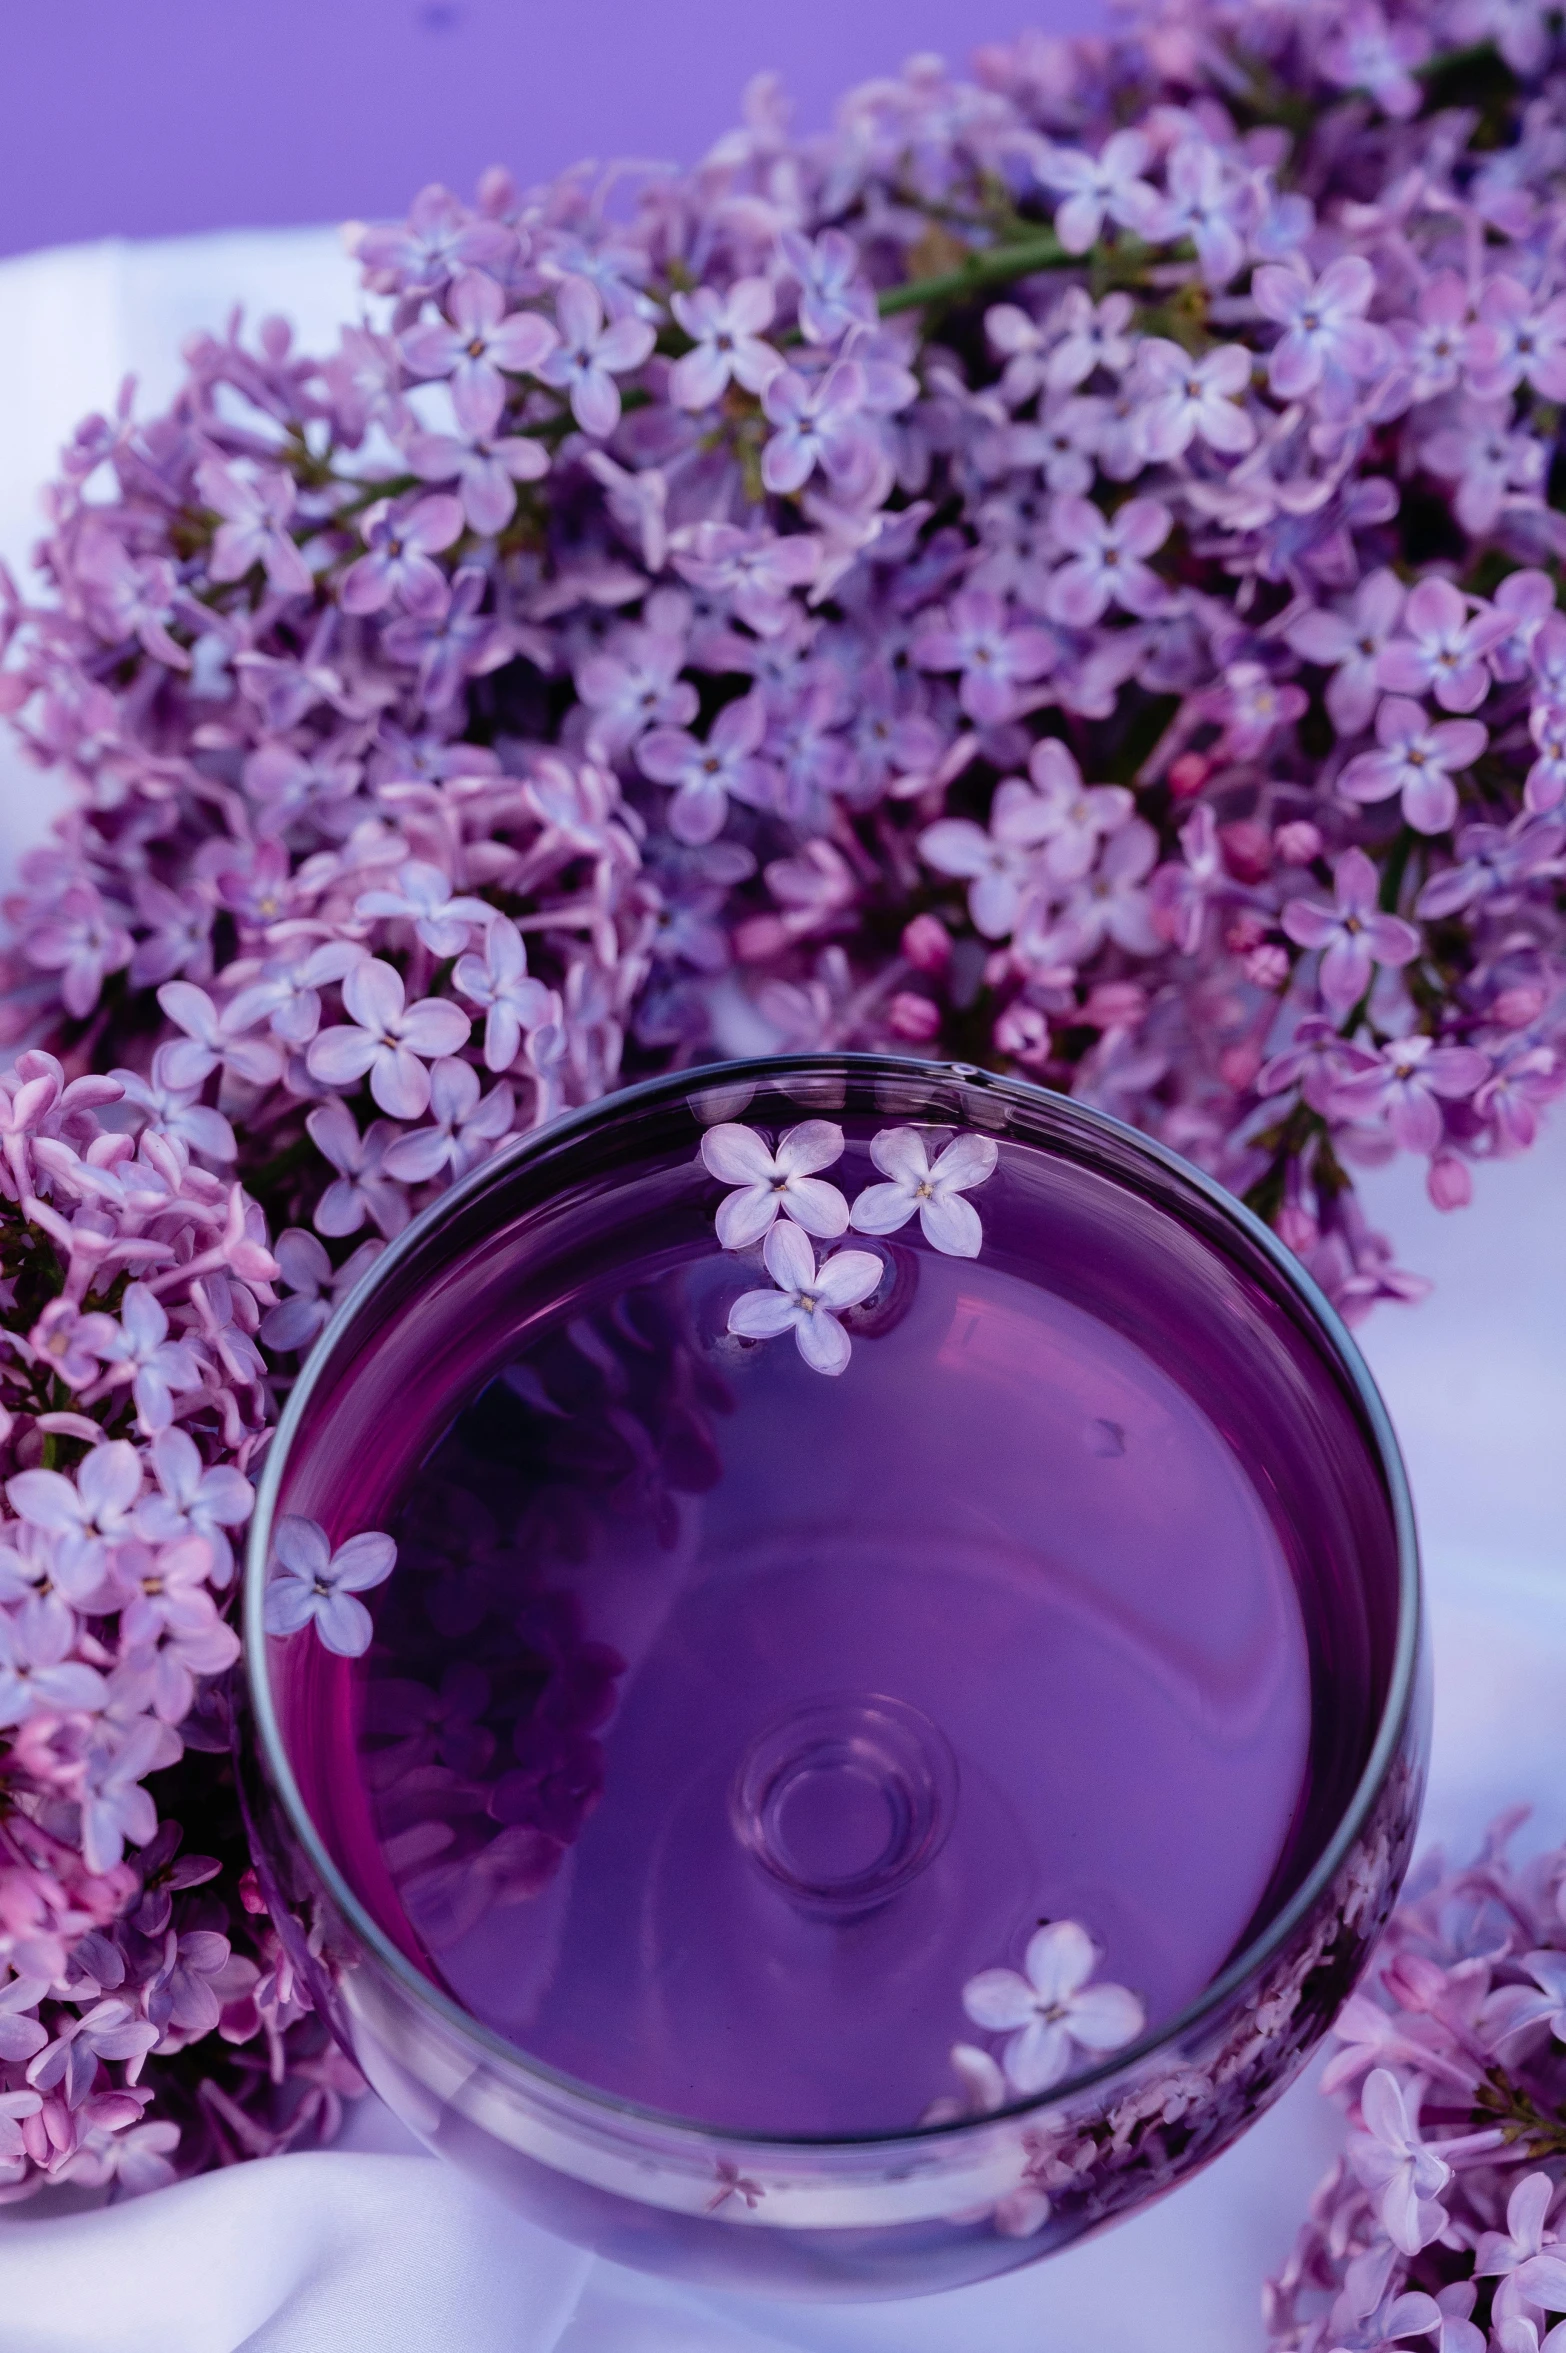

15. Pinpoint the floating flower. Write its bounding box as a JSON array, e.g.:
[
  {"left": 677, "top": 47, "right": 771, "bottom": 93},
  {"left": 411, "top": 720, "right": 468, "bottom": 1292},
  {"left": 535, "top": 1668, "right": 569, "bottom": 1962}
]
[
  {"left": 726, "top": 1221, "right": 882, "bottom": 1376},
  {"left": 701, "top": 1118, "right": 849, "bottom": 1249},
  {"left": 962, "top": 1921, "right": 1146, "bottom": 2095},
  {"left": 850, "top": 1128, "right": 998, "bottom": 1257},
  {"left": 263, "top": 1517, "right": 397, "bottom": 1658}
]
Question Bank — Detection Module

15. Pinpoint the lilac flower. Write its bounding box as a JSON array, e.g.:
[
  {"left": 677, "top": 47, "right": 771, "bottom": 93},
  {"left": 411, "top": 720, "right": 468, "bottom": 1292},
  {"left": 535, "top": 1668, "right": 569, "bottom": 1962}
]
[
  {"left": 28, "top": 1999, "right": 159, "bottom": 2107},
  {"left": 155, "top": 982, "right": 283, "bottom": 1092},
  {"left": 1154, "top": 139, "right": 1251, "bottom": 285},
  {"left": 1038, "top": 129, "right": 1163, "bottom": 252},
  {"left": 355, "top": 183, "right": 513, "bottom": 293},
  {"left": 1422, "top": 398, "right": 1546, "bottom": 536},
  {"left": 1046, "top": 495, "right": 1171, "bottom": 626},
  {"left": 849, "top": 1128, "right": 998, "bottom": 1257},
  {"left": 23, "top": 886, "right": 133, "bottom": 1020},
  {"left": 1287, "top": 571, "right": 1407, "bottom": 737},
  {"left": 340, "top": 495, "right": 465, "bottom": 619},
  {"left": 405, "top": 374, "right": 550, "bottom": 535},
  {"left": 353, "top": 859, "right": 492, "bottom": 956},
  {"left": 1377, "top": 580, "right": 1512, "bottom": 715},
  {"left": 1346, "top": 2070, "right": 1453, "bottom": 2257},
  {"left": 637, "top": 693, "right": 776, "bottom": 844},
  {"left": 534, "top": 275, "right": 655, "bottom": 436},
  {"left": 669, "top": 278, "right": 781, "bottom": 409},
  {"left": 194, "top": 462, "right": 312, "bottom": 599},
  {"left": 1281, "top": 849, "right": 1421, "bottom": 1015},
  {"left": 134, "top": 1425, "right": 253, "bottom": 1585},
  {"left": 306, "top": 958, "right": 471, "bottom": 1119},
  {"left": 699, "top": 1118, "right": 849, "bottom": 1248},
  {"left": 911, "top": 587, "right": 1056, "bottom": 724},
  {"left": 1253, "top": 257, "right": 1387, "bottom": 398},
  {"left": 77, "top": 1283, "right": 204, "bottom": 1433},
  {"left": 1340, "top": 701, "right": 1488, "bottom": 835},
  {"left": 380, "top": 1058, "right": 514, "bottom": 1182},
  {"left": 726, "top": 1221, "right": 883, "bottom": 1376},
  {"left": 305, "top": 1099, "right": 411, "bottom": 1238},
  {"left": 1334, "top": 1035, "right": 1492, "bottom": 1152},
  {"left": 962, "top": 1920, "right": 1145, "bottom": 2095},
  {"left": 576, "top": 620, "right": 697, "bottom": 756},
  {"left": 1468, "top": 275, "right": 1566, "bottom": 401},
  {"left": 920, "top": 777, "right": 1057, "bottom": 938},
  {"left": 451, "top": 916, "right": 553, "bottom": 1072},
  {"left": 398, "top": 268, "right": 558, "bottom": 408},
  {"left": 1321, "top": 3, "right": 1431, "bottom": 117},
  {"left": 779, "top": 228, "right": 876, "bottom": 347},
  {"left": 0, "top": 1608, "right": 106, "bottom": 1727},
  {"left": 1136, "top": 341, "right": 1256, "bottom": 460},
  {"left": 1474, "top": 2171, "right": 1566, "bottom": 2327},
  {"left": 8, "top": 1440, "right": 142, "bottom": 1580},
  {"left": 263, "top": 1516, "right": 397, "bottom": 1657},
  {"left": 760, "top": 361, "right": 872, "bottom": 496}
]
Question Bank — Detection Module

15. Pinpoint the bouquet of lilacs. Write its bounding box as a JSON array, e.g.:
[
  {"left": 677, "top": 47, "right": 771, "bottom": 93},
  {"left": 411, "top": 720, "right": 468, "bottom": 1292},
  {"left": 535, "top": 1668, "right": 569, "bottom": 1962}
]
[
  {"left": 1268, "top": 1817, "right": 1566, "bottom": 2353},
  {"left": 0, "top": 0, "right": 1561, "bottom": 2208},
  {"left": 0, "top": 1054, "right": 359, "bottom": 2197}
]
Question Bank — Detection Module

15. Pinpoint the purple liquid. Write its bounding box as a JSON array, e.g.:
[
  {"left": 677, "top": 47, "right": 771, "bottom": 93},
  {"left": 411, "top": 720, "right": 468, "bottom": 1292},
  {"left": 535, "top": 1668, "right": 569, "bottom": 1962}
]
[{"left": 341, "top": 1153, "right": 1316, "bottom": 2138}]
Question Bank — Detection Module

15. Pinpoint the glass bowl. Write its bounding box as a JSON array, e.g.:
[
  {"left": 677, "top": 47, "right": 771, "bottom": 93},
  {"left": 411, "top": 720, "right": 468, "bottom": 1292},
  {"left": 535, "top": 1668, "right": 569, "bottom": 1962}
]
[{"left": 240, "top": 1054, "right": 1426, "bottom": 2301}]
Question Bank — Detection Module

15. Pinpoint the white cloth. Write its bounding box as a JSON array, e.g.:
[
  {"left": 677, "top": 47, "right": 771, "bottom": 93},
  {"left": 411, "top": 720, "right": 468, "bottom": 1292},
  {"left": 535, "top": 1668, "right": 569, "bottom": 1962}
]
[{"left": 0, "top": 230, "right": 1563, "bottom": 2352}]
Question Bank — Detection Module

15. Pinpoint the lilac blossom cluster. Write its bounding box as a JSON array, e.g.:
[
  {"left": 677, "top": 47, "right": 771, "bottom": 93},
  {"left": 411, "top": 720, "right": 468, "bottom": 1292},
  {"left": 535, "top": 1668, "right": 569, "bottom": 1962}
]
[
  {"left": 1, "top": 0, "right": 1565, "bottom": 1334},
  {"left": 0, "top": 1052, "right": 359, "bottom": 2198},
  {"left": 1267, "top": 1816, "right": 1566, "bottom": 2353},
  {"left": 0, "top": 0, "right": 1558, "bottom": 2208}
]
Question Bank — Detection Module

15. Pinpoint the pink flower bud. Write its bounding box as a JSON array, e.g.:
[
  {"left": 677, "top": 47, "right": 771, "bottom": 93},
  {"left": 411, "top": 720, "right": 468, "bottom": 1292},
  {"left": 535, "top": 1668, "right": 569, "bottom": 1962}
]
[
  {"left": 886, "top": 990, "right": 942, "bottom": 1042},
  {"left": 1219, "top": 819, "right": 1272, "bottom": 882},
  {"left": 1493, "top": 983, "right": 1547, "bottom": 1028},
  {"left": 994, "top": 1002, "right": 1051, "bottom": 1064},
  {"left": 732, "top": 915, "right": 790, "bottom": 963},
  {"left": 1225, "top": 910, "right": 1269, "bottom": 954},
  {"left": 1274, "top": 821, "right": 1323, "bottom": 866},
  {"left": 1219, "top": 1040, "right": 1264, "bottom": 1089},
  {"left": 901, "top": 912, "right": 952, "bottom": 972},
  {"left": 1276, "top": 1204, "right": 1319, "bottom": 1253},
  {"left": 1169, "top": 753, "right": 1211, "bottom": 800},
  {"left": 1245, "top": 944, "right": 1291, "bottom": 990},
  {"left": 1427, "top": 1153, "right": 1473, "bottom": 1211}
]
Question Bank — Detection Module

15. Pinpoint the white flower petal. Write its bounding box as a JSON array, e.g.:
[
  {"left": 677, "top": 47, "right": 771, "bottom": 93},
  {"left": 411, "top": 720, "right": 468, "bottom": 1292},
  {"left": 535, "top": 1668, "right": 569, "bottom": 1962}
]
[
  {"left": 795, "top": 1307, "right": 851, "bottom": 1376},
  {"left": 772, "top": 1119, "right": 844, "bottom": 1178},
  {"left": 369, "top": 1045, "right": 431, "bottom": 1121},
  {"left": 1025, "top": 1920, "right": 1097, "bottom": 2006},
  {"left": 315, "top": 1590, "right": 375, "bottom": 1657},
  {"left": 332, "top": 1532, "right": 397, "bottom": 1593},
  {"left": 961, "top": 1966, "right": 1038, "bottom": 2032},
  {"left": 848, "top": 1182, "right": 918, "bottom": 1237},
  {"left": 264, "top": 1579, "right": 318, "bottom": 1636},
  {"left": 728, "top": 1290, "right": 802, "bottom": 1341},
  {"left": 714, "top": 1185, "right": 779, "bottom": 1251},
  {"left": 700, "top": 1124, "right": 776, "bottom": 1185},
  {"left": 920, "top": 1191, "right": 983, "bottom": 1257},
  {"left": 1066, "top": 1983, "right": 1145, "bottom": 2052},
  {"left": 273, "top": 1516, "right": 331, "bottom": 1579},
  {"left": 931, "top": 1132, "right": 998, "bottom": 1191},
  {"left": 812, "top": 1248, "right": 884, "bottom": 1310},
  {"left": 1003, "top": 2017, "right": 1073, "bottom": 2096},
  {"left": 343, "top": 957, "right": 405, "bottom": 1031},
  {"left": 762, "top": 1217, "right": 816, "bottom": 1294},
  {"left": 781, "top": 1177, "right": 850, "bottom": 1238},
  {"left": 869, "top": 1126, "right": 931, "bottom": 1185}
]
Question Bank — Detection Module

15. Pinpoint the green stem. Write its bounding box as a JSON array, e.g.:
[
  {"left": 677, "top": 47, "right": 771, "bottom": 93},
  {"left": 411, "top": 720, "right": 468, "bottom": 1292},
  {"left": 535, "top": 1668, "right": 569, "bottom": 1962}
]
[{"left": 877, "top": 230, "right": 1081, "bottom": 317}]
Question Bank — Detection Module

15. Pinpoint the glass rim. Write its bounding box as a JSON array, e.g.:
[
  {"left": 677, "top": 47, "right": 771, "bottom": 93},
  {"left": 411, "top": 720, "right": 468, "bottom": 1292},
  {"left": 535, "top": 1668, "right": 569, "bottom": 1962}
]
[{"left": 244, "top": 1051, "right": 1422, "bottom": 2154}]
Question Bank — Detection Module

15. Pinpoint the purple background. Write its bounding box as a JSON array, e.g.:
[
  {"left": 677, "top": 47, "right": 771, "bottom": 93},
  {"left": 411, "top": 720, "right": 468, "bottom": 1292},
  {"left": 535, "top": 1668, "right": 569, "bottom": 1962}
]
[{"left": 1, "top": 2, "right": 1097, "bottom": 260}]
